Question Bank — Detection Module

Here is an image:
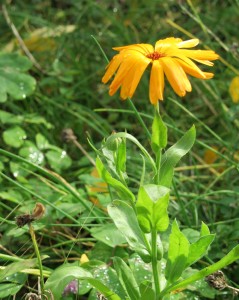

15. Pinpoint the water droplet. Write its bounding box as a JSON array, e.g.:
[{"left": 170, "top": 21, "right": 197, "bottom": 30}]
[
  {"left": 13, "top": 171, "right": 19, "bottom": 177},
  {"left": 60, "top": 150, "right": 66, "bottom": 158},
  {"left": 105, "top": 236, "right": 110, "bottom": 241},
  {"left": 22, "top": 94, "right": 26, "bottom": 99}
]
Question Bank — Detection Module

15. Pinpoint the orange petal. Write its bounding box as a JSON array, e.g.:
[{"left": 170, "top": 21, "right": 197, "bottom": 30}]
[
  {"left": 109, "top": 52, "right": 150, "bottom": 97},
  {"left": 179, "top": 49, "right": 219, "bottom": 63},
  {"left": 102, "top": 53, "right": 123, "bottom": 83},
  {"left": 177, "top": 39, "right": 199, "bottom": 48},
  {"left": 155, "top": 37, "right": 182, "bottom": 51},
  {"left": 120, "top": 55, "right": 150, "bottom": 99},
  {"left": 128, "top": 58, "right": 150, "bottom": 98},
  {"left": 113, "top": 43, "right": 153, "bottom": 55},
  {"left": 149, "top": 60, "right": 164, "bottom": 104},
  {"left": 174, "top": 57, "right": 207, "bottom": 79},
  {"left": 160, "top": 57, "right": 191, "bottom": 97}
]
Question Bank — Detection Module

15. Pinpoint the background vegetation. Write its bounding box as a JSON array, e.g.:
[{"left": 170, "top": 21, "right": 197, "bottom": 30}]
[{"left": 0, "top": 0, "right": 239, "bottom": 299}]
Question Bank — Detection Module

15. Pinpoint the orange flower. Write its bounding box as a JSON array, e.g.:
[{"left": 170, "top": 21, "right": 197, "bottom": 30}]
[{"left": 102, "top": 37, "right": 219, "bottom": 105}]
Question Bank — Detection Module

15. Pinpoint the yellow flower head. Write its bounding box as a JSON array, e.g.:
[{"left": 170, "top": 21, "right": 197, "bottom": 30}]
[{"left": 102, "top": 37, "right": 219, "bottom": 105}]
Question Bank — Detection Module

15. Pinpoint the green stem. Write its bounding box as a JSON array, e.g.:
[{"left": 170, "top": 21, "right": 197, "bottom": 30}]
[
  {"left": 154, "top": 103, "right": 162, "bottom": 184},
  {"left": 155, "top": 149, "right": 162, "bottom": 185},
  {"left": 91, "top": 35, "right": 109, "bottom": 63},
  {"left": 128, "top": 99, "right": 151, "bottom": 140},
  {"left": 28, "top": 224, "right": 45, "bottom": 294},
  {"left": 151, "top": 227, "right": 160, "bottom": 297}
]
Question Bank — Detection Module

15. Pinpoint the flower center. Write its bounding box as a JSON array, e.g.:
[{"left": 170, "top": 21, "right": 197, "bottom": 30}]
[{"left": 146, "top": 51, "right": 164, "bottom": 60}]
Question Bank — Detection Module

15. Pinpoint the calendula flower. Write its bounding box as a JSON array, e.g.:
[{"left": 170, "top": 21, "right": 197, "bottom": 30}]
[{"left": 102, "top": 37, "right": 219, "bottom": 104}]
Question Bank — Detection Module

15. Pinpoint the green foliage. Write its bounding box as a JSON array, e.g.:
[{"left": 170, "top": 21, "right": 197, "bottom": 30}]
[
  {"left": 3, "top": 126, "right": 27, "bottom": 148},
  {"left": 108, "top": 200, "right": 151, "bottom": 262},
  {"left": 0, "top": 258, "right": 38, "bottom": 281},
  {"left": 0, "top": 1, "right": 239, "bottom": 299},
  {"left": 0, "top": 53, "right": 36, "bottom": 102},
  {"left": 165, "top": 220, "right": 190, "bottom": 284},
  {"left": 113, "top": 257, "right": 141, "bottom": 300},
  {"left": 158, "top": 125, "right": 196, "bottom": 188},
  {"left": 45, "top": 264, "right": 92, "bottom": 299},
  {"left": 151, "top": 110, "right": 167, "bottom": 153},
  {"left": 96, "top": 157, "right": 135, "bottom": 203},
  {"left": 136, "top": 184, "right": 170, "bottom": 233}
]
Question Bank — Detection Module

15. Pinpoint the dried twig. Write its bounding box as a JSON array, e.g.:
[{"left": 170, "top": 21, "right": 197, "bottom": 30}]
[
  {"left": 62, "top": 128, "right": 96, "bottom": 166},
  {"left": 2, "top": 4, "right": 46, "bottom": 73}
]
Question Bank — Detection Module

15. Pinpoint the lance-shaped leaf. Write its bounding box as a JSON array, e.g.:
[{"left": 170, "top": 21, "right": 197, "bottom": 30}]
[
  {"left": 160, "top": 244, "right": 239, "bottom": 298},
  {"left": 158, "top": 125, "right": 196, "bottom": 188},
  {"left": 165, "top": 220, "right": 190, "bottom": 284},
  {"left": 0, "top": 258, "right": 38, "bottom": 281},
  {"left": 104, "top": 132, "right": 157, "bottom": 175},
  {"left": 151, "top": 110, "right": 167, "bottom": 154},
  {"left": 108, "top": 200, "right": 150, "bottom": 262},
  {"left": 113, "top": 257, "right": 141, "bottom": 300},
  {"left": 86, "top": 278, "right": 122, "bottom": 300},
  {"left": 136, "top": 184, "right": 170, "bottom": 233},
  {"left": 139, "top": 281, "right": 156, "bottom": 300},
  {"left": 186, "top": 222, "right": 215, "bottom": 268},
  {"left": 103, "top": 133, "right": 127, "bottom": 176},
  {"left": 96, "top": 157, "right": 135, "bottom": 203}
]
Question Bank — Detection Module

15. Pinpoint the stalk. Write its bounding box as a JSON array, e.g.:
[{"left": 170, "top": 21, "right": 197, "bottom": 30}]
[
  {"left": 151, "top": 227, "right": 160, "bottom": 297},
  {"left": 28, "top": 224, "right": 45, "bottom": 294},
  {"left": 128, "top": 98, "right": 151, "bottom": 140}
]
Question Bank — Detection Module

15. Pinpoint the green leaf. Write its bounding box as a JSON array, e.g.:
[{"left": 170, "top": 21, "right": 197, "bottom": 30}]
[
  {"left": 139, "top": 282, "right": 156, "bottom": 300},
  {"left": 200, "top": 222, "right": 211, "bottom": 236},
  {"left": 186, "top": 234, "right": 215, "bottom": 267},
  {"left": 86, "top": 278, "right": 122, "bottom": 300},
  {"left": 19, "top": 141, "right": 44, "bottom": 165},
  {"left": 116, "top": 137, "right": 127, "bottom": 174},
  {"left": 108, "top": 200, "right": 150, "bottom": 262},
  {"left": 181, "top": 223, "right": 215, "bottom": 268},
  {"left": 0, "top": 283, "right": 22, "bottom": 298},
  {"left": 45, "top": 149, "right": 72, "bottom": 172},
  {"left": 3, "top": 126, "right": 27, "bottom": 148},
  {"left": 165, "top": 220, "right": 190, "bottom": 283},
  {"left": 0, "top": 53, "right": 36, "bottom": 102},
  {"left": 36, "top": 133, "right": 50, "bottom": 150},
  {"left": 90, "top": 223, "right": 127, "bottom": 247},
  {"left": 104, "top": 132, "right": 157, "bottom": 175},
  {"left": 151, "top": 110, "right": 167, "bottom": 153},
  {"left": 158, "top": 125, "right": 196, "bottom": 188},
  {"left": 45, "top": 264, "right": 92, "bottom": 299},
  {"left": 101, "top": 135, "right": 128, "bottom": 183},
  {"left": 128, "top": 254, "right": 152, "bottom": 284},
  {"left": 0, "top": 53, "right": 32, "bottom": 71},
  {"left": 91, "top": 264, "right": 127, "bottom": 299},
  {"left": 0, "top": 110, "right": 23, "bottom": 124},
  {"left": 160, "top": 244, "right": 239, "bottom": 298},
  {"left": 24, "top": 114, "right": 52, "bottom": 129},
  {"left": 96, "top": 157, "right": 135, "bottom": 203},
  {"left": 0, "top": 189, "right": 23, "bottom": 203},
  {"left": 136, "top": 184, "right": 170, "bottom": 233},
  {"left": 0, "top": 258, "right": 37, "bottom": 281},
  {"left": 113, "top": 257, "right": 141, "bottom": 300}
]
